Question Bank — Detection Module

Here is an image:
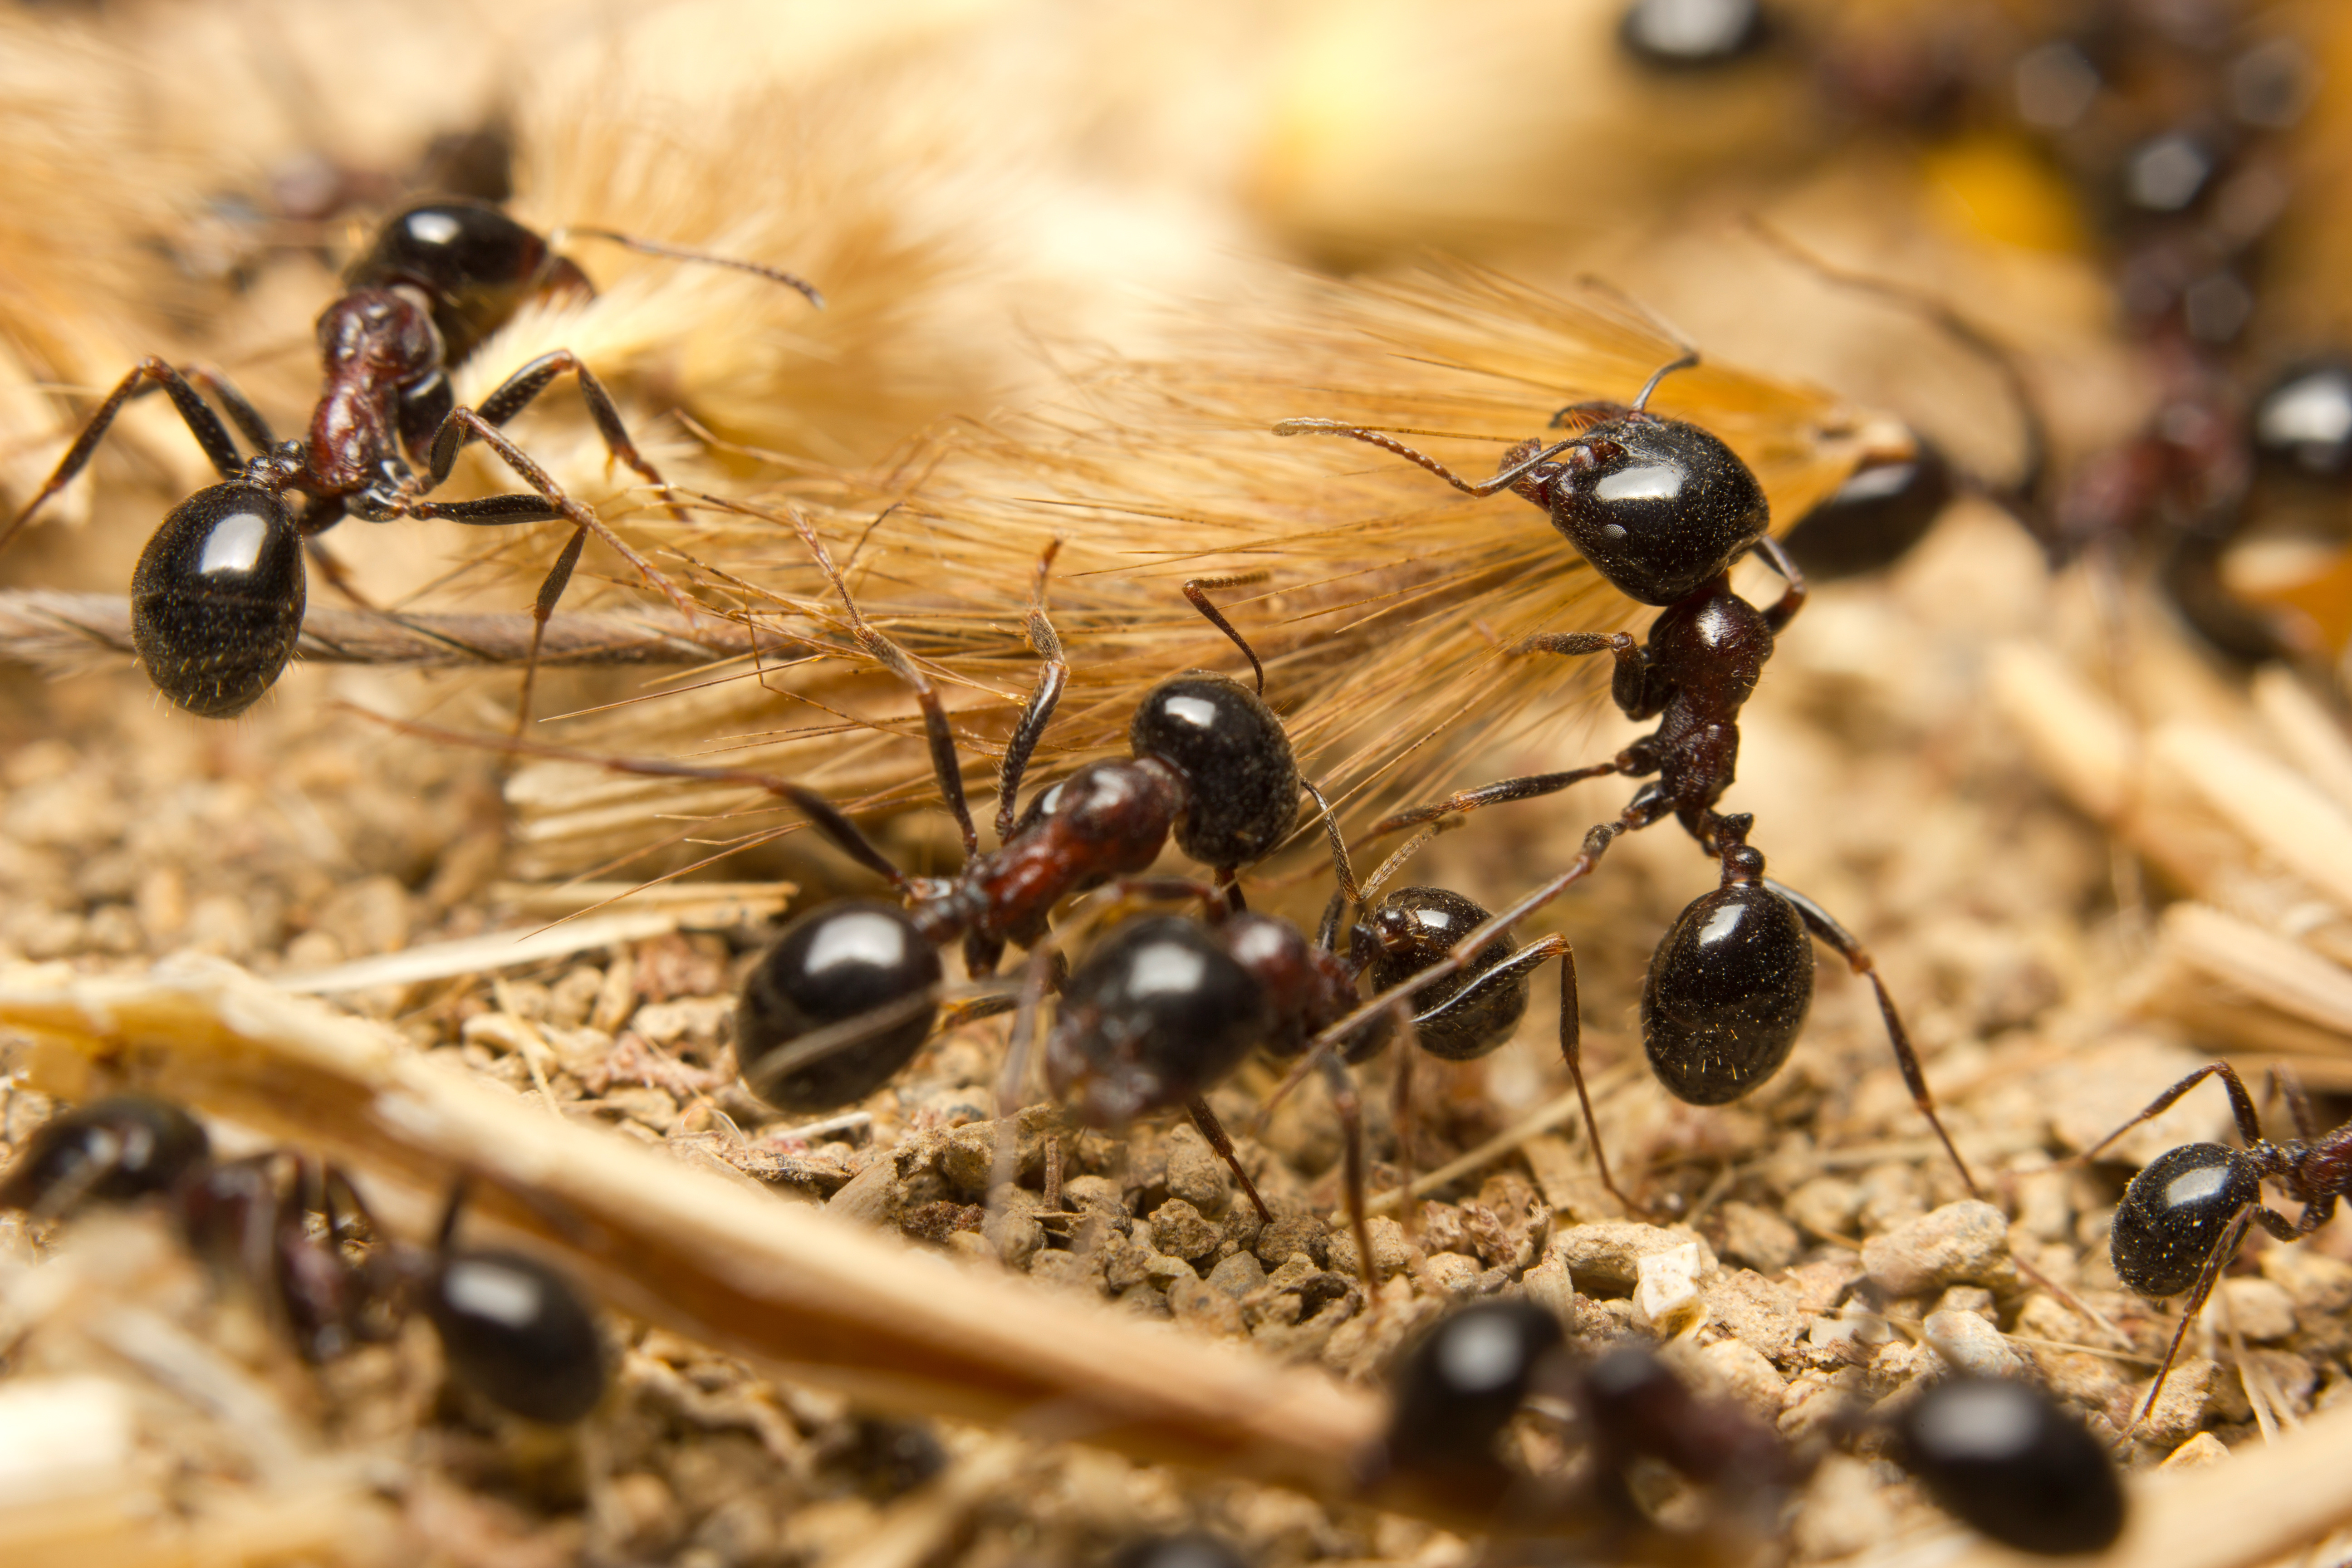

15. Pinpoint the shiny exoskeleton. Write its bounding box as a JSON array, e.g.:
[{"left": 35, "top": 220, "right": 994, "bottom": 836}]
[
  {"left": 2082, "top": 1058, "right": 2352, "bottom": 1427},
  {"left": 736, "top": 898, "right": 946, "bottom": 1114},
  {"left": 1377, "top": 1307, "right": 1801, "bottom": 1547},
  {"left": 0, "top": 1093, "right": 606, "bottom": 1422},
  {"left": 1780, "top": 438, "right": 1956, "bottom": 581},
  {"left": 1893, "top": 1378, "right": 2127, "bottom": 1556},
  {"left": 5, "top": 199, "right": 818, "bottom": 718},
  {"left": 1617, "top": 0, "right": 1771, "bottom": 71}
]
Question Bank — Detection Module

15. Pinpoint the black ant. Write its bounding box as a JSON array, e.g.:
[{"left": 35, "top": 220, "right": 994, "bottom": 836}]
[
  {"left": 1892, "top": 1377, "right": 2128, "bottom": 1557},
  {"left": 0, "top": 1092, "right": 608, "bottom": 1424},
  {"left": 2079, "top": 1059, "right": 2350, "bottom": 1431},
  {"left": 1277, "top": 360, "right": 1978, "bottom": 1199},
  {"left": 2, "top": 198, "right": 820, "bottom": 721}
]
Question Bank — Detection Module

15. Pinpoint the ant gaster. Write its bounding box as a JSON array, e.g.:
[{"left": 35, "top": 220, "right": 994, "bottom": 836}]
[
  {"left": 1893, "top": 1377, "right": 2127, "bottom": 1557},
  {"left": 0, "top": 1092, "right": 608, "bottom": 1422},
  {"left": 4, "top": 199, "right": 820, "bottom": 720},
  {"left": 2080, "top": 1059, "right": 2351, "bottom": 1430}
]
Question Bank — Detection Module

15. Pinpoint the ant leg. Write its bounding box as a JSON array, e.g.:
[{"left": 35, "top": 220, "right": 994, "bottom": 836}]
[
  {"left": 1184, "top": 1096, "right": 1274, "bottom": 1226},
  {"left": 292, "top": 496, "right": 382, "bottom": 611},
  {"left": 2274, "top": 1063, "right": 2319, "bottom": 1142},
  {"left": 1302, "top": 780, "right": 1361, "bottom": 909},
  {"left": 2127, "top": 1208, "right": 2253, "bottom": 1441},
  {"left": 1273, "top": 421, "right": 1582, "bottom": 497},
  {"left": 776, "top": 503, "right": 980, "bottom": 858},
  {"left": 1752, "top": 534, "right": 1808, "bottom": 632},
  {"left": 1520, "top": 629, "right": 1657, "bottom": 720},
  {"left": 419, "top": 408, "right": 701, "bottom": 735},
  {"left": 181, "top": 365, "right": 277, "bottom": 451},
  {"left": 2076, "top": 1062, "right": 2269, "bottom": 1163},
  {"left": 467, "top": 350, "right": 690, "bottom": 524},
  {"left": 1552, "top": 945, "right": 1646, "bottom": 1219},
  {"left": 1305, "top": 1061, "right": 1376, "bottom": 1298},
  {"left": 1183, "top": 571, "right": 1272, "bottom": 695},
  {"left": 1371, "top": 762, "right": 1622, "bottom": 837},
  {"left": 1767, "top": 879, "right": 1981, "bottom": 1199},
  {"left": 995, "top": 542, "right": 1068, "bottom": 843},
  {"left": 4, "top": 358, "right": 247, "bottom": 550}
]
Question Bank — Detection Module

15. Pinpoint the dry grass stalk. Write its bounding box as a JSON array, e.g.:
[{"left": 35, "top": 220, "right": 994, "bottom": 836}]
[{"left": 0, "top": 960, "right": 1412, "bottom": 1512}]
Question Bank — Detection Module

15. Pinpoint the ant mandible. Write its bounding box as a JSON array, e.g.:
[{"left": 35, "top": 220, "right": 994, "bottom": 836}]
[
  {"left": 0, "top": 1092, "right": 609, "bottom": 1423},
  {"left": 2, "top": 198, "right": 821, "bottom": 721},
  {"left": 2080, "top": 1058, "right": 2351, "bottom": 1431}
]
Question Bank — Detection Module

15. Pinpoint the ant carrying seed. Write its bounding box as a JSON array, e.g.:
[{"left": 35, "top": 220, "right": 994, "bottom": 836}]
[
  {"left": 0, "top": 1092, "right": 608, "bottom": 1423},
  {"left": 2079, "top": 1058, "right": 2349, "bottom": 1431},
  {"left": 2, "top": 198, "right": 820, "bottom": 721},
  {"left": 1278, "top": 356, "right": 1977, "bottom": 1201}
]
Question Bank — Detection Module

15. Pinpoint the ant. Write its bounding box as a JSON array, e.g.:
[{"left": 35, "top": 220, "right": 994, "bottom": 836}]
[
  {"left": 2, "top": 198, "right": 821, "bottom": 721},
  {"left": 1277, "top": 358, "right": 1979, "bottom": 1199},
  {"left": 1893, "top": 1377, "right": 2128, "bottom": 1557},
  {"left": 2079, "top": 1059, "right": 2350, "bottom": 1431},
  {"left": 1373, "top": 1299, "right": 1802, "bottom": 1549},
  {"left": 0, "top": 1092, "right": 608, "bottom": 1424}
]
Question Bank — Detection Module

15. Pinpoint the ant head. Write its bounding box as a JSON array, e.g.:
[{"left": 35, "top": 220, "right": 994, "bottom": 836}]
[
  {"left": 1366, "top": 887, "right": 1526, "bottom": 1061},
  {"left": 0, "top": 1093, "right": 210, "bottom": 1216},
  {"left": 1044, "top": 917, "right": 1270, "bottom": 1126},
  {"left": 130, "top": 482, "right": 305, "bottom": 717},
  {"left": 1382, "top": 1299, "right": 1564, "bottom": 1475},
  {"left": 1642, "top": 876, "right": 1809, "bottom": 1105},
  {"left": 738, "top": 900, "right": 942, "bottom": 1114},
  {"left": 1893, "top": 1378, "right": 2126, "bottom": 1555},
  {"left": 1128, "top": 675, "right": 1300, "bottom": 871},
  {"left": 345, "top": 201, "right": 591, "bottom": 367},
  {"left": 1519, "top": 415, "right": 1770, "bottom": 606},
  {"left": 2108, "top": 1141, "right": 2258, "bottom": 1298},
  {"left": 425, "top": 1245, "right": 608, "bottom": 1425}
]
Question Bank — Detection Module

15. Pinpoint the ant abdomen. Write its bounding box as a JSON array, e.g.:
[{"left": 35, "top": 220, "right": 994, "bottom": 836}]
[
  {"left": 1509, "top": 414, "right": 1770, "bottom": 607},
  {"left": 2109, "top": 1141, "right": 2260, "bottom": 1297},
  {"left": 1894, "top": 1378, "right": 2126, "bottom": 1556},
  {"left": 425, "top": 1246, "right": 609, "bottom": 1426},
  {"left": 1782, "top": 439, "right": 1956, "bottom": 581},
  {"left": 1128, "top": 674, "right": 1300, "bottom": 870},
  {"left": 737, "top": 900, "right": 943, "bottom": 1114},
  {"left": 1368, "top": 887, "right": 1527, "bottom": 1060},
  {"left": 1641, "top": 878, "right": 1810, "bottom": 1106},
  {"left": 1382, "top": 1298, "right": 1564, "bottom": 1473},
  {"left": 0, "top": 1092, "right": 211, "bottom": 1213},
  {"left": 1045, "top": 916, "right": 1271, "bottom": 1126},
  {"left": 130, "top": 484, "right": 307, "bottom": 718}
]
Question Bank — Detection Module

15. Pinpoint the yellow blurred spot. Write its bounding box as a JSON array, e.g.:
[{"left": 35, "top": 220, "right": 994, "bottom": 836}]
[
  {"left": 1921, "top": 137, "right": 2086, "bottom": 255},
  {"left": 2242, "top": 546, "right": 2352, "bottom": 657}
]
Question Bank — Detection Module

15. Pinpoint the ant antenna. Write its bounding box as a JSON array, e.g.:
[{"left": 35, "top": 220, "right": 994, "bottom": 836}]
[
  {"left": 996, "top": 540, "right": 1069, "bottom": 843},
  {"left": 1740, "top": 217, "right": 2050, "bottom": 518},
  {"left": 1631, "top": 351, "right": 1701, "bottom": 414},
  {"left": 695, "top": 492, "right": 980, "bottom": 858},
  {"left": 1182, "top": 571, "right": 1272, "bottom": 695},
  {"left": 550, "top": 226, "right": 826, "bottom": 309}
]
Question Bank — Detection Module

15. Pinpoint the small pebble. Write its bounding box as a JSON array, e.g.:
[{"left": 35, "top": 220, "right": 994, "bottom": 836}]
[
  {"left": 1324, "top": 1216, "right": 1414, "bottom": 1280},
  {"left": 1931, "top": 1285, "right": 1996, "bottom": 1320},
  {"left": 1254, "top": 1206, "right": 1326, "bottom": 1268},
  {"left": 1166, "top": 1276, "right": 1246, "bottom": 1338},
  {"left": 1714, "top": 1200, "right": 1800, "bottom": 1274},
  {"left": 2132, "top": 1356, "right": 2216, "bottom": 1447},
  {"left": 1701, "top": 1269, "right": 1804, "bottom": 1361},
  {"left": 1784, "top": 1176, "right": 1862, "bottom": 1240},
  {"left": 1923, "top": 1308, "right": 2028, "bottom": 1380},
  {"left": 1792, "top": 1455, "right": 1894, "bottom": 1562},
  {"left": 1634, "top": 1243, "right": 1706, "bottom": 1335},
  {"left": 2261, "top": 1247, "right": 2352, "bottom": 1313},
  {"left": 1205, "top": 1250, "right": 1265, "bottom": 1298},
  {"left": 1698, "top": 1338, "right": 1786, "bottom": 1421},
  {"left": 1162, "top": 1125, "right": 1234, "bottom": 1216},
  {"left": 1150, "top": 1200, "right": 1220, "bottom": 1262},
  {"left": 1549, "top": 1221, "right": 1718, "bottom": 1292},
  {"left": 2161, "top": 1431, "right": 2230, "bottom": 1472},
  {"left": 1414, "top": 1251, "right": 1483, "bottom": 1298},
  {"left": 1861, "top": 1201, "right": 2012, "bottom": 1297},
  {"left": 2212, "top": 1277, "right": 2296, "bottom": 1342}
]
